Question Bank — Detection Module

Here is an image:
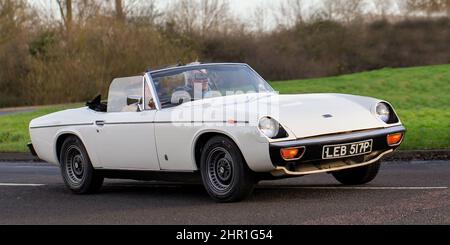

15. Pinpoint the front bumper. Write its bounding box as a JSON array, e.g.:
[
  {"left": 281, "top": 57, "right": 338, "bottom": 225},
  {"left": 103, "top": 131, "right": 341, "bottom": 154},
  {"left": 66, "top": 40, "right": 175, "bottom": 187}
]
[
  {"left": 269, "top": 125, "right": 406, "bottom": 176},
  {"left": 27, "top": 143, "right": 38, "bottom": 156}
]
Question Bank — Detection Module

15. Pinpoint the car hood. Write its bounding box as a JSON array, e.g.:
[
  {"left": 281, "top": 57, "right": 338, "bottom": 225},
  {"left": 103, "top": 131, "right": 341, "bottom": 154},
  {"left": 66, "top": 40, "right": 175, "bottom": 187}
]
[
  {"left": 273, "top": 93, "right": 387, "bottom": 138},
  {"left": 174, "top": 93, "right": 390, "bottom": 139}
]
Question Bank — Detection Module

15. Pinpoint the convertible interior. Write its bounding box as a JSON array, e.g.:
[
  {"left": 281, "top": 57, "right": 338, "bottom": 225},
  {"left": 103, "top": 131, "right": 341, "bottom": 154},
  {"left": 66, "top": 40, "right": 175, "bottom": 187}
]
[
  {"left": 86, "top": 94, "right": 107, "bottom": 112},
  {"left": 87, "top": 76, "right": 145, "bottom": 113}
]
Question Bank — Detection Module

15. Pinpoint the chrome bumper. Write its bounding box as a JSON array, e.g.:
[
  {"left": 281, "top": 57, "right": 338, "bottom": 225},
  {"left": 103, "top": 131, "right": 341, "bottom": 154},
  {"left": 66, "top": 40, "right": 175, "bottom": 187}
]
[
  {"left": 271, "top": 149, "right": 393, "bottom": 176},
  {"left": 269, "top": 125, "right": 405, "bottom": 176}
]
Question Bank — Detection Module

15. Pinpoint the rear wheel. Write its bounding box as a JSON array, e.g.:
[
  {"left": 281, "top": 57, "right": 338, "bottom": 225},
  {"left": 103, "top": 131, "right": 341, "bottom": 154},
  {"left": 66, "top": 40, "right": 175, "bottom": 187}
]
[
  {"left": 200, "top": 136, "right": 256, "bottom": 202},
  {"left": 60, "top": 136, "right": 103, "bottom": 194},
  {"left": 332, "top": 161, "right": 381, "bottom": 185}
]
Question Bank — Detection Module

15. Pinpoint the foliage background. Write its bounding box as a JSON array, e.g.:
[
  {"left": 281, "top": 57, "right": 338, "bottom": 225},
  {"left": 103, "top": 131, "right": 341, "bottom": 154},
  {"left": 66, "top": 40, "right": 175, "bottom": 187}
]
[{"left": 1, "top": 0, "right": 450, "bottom": 107}]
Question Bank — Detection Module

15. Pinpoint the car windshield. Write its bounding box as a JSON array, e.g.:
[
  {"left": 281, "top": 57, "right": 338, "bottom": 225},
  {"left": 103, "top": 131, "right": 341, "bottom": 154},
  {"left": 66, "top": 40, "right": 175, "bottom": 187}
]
[{"left": 148, "top": 64, "right": 274, "bottom": 108}]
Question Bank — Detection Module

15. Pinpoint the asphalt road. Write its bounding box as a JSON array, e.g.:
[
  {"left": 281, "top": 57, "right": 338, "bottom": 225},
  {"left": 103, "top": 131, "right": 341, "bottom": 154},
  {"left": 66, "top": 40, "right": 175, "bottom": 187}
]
[
  {"left": 0, "top": 160, "right": 448, "bottom": 225},
  {"left": 0, "top": 108, "right": 36, "bottom": 116}
]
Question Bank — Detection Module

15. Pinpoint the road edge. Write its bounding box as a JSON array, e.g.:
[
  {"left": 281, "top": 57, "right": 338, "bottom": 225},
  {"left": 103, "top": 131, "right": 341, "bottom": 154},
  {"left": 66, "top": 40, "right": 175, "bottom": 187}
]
[
  {"left": 384, "top": 149, "right": 450, "bottom": 161},
  {"left": 0, "top": 150, "right": 449, "bottom": 162}
]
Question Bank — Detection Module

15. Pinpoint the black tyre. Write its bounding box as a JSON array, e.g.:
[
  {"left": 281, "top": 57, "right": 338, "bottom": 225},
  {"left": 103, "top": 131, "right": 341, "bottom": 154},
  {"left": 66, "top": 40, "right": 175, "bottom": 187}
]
[
  {"left": 200, "top": 136, "right": 256, "bottom": 202},
  {"left": 59, "top": 136, "right": 104, "bottom": 194},
  {"left": 332, "top": 161, "right": 381, "bottom": 185}
]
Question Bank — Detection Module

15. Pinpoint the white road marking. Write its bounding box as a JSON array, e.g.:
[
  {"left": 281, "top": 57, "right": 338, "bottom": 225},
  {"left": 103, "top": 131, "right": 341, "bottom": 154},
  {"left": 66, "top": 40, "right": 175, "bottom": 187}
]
[
  {"left": 260, "top": 186, "right": 448, "bottom": 190},
  {"left": 0, "top": 183, "right": 45, "bottom": 187},
  {"left": 109, "top": 184, "right": 448, "bottom": 190}
]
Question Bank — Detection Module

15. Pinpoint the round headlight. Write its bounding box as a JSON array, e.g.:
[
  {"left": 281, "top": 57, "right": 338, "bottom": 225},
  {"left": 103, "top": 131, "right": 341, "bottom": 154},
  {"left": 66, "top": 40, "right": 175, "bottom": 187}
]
[
  {"left": 259, "top": 117, "right": 280, "bottom": 138},
  {"left": 376, "top": 103, "right": 390, "bottom": 122}
]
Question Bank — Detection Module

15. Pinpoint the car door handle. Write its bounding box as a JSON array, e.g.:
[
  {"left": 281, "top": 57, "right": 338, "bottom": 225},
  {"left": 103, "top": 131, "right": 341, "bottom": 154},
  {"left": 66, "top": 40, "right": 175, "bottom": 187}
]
[{"left": 95, "top": 120, "right": 105, "bottom": 126}]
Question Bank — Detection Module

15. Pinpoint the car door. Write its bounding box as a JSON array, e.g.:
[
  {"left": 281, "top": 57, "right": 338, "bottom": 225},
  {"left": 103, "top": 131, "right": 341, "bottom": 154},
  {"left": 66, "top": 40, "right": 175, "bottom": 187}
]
[
  {"left": 94, "top": 76, "right": 160, "bottom": 170},
  {"left": 149, "top": 70, "right": 201, "bottom": 171}
]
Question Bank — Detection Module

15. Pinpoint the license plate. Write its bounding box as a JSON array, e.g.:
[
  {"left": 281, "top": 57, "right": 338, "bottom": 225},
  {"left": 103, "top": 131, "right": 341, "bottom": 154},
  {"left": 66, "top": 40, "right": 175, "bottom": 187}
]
[{"left": 322, "top": 139, "right": 373, "bottom": 159}]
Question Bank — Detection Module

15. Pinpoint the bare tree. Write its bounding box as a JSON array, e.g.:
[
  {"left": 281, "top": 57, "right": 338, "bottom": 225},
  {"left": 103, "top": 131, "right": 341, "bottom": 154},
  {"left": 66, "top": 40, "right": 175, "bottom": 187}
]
[
  {"left": 321, "top": 0, "right": 339, "bottom": 20},
  {"left": 166, "top": 0, "right": 231, "bottom": 35},
  {"left": 56, "top": 0, "right": 72, "bottom": 30},
  {"left": 166, "top": 0, "right": 197, "bottom": 34},
  {"left": 0, "top": 0, "right": 32, "bottom": 44},
  {"left": 404, "top": 0, "right": 449, "bottom": 17},
  {"left": 321, "top": 0, "right": 364, "bottom": 22},
  {"left": 127, "top": 0, "right": 162, "bottom": 25},
  {"left": 252, "top": 5, "right": 268, "bottom": 33},
  {"left": 0, "top": 0, "right": 36, "bottom": 106},
  {"left": 447, "top": 0, "right": 450, "bottom": 17},
  {"left": 339, "top": 0, "right": 365, "bottom": 22},
  {"left": 395, "top": 0, "right": 413, "bottom": 17},
  {"left": 199, "top": 0, "right": 230, "bottom": 34},
  {"left": 115, "top": 0, "right": 124, "bottom": 21},
  {"left": 76, "top": 0, "right": 102, "bottom": 22},
  {"left": 372, "top": 0, "right": 394, "bottom": 19},
  {"left": 275, "top": 0, "right": 304, "bottom": 28}
]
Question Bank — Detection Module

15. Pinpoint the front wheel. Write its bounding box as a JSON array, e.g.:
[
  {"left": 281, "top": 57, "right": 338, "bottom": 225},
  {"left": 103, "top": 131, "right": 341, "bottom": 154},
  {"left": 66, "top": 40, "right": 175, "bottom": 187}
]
[
  {"left": 332, "top": 161, "right": 381, "bottom": 185},
  {"left": 60, "top": 136, "right": 104, "bottom": 194},
  {"left": 200, "top": 136, "right": 256, "bottom": 202}
]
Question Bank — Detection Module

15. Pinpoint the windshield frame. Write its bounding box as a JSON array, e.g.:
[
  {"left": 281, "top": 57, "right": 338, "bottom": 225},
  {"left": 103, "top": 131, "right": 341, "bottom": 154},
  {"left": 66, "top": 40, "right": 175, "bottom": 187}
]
[{"left": 146, "top": 63, "right": 274, "bottom": 110}]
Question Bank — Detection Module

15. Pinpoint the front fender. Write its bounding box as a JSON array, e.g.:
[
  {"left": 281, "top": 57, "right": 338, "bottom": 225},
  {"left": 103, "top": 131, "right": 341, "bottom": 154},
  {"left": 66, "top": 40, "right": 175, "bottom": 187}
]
[{"left": 192, "top": 126, "right": 275, "bottom": 172}]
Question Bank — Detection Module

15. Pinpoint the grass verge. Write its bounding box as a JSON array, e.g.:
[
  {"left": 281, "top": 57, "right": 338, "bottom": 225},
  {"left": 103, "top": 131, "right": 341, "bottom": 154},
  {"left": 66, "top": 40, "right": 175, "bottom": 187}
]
[{"left": 270, "top": 64, "right": 450, "bottom": 150}]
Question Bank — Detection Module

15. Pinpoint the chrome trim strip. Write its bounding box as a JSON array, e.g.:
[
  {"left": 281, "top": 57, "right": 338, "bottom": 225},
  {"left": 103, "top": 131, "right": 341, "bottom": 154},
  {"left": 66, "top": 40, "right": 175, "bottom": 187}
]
[
  {"left": 271, "top": 149, "right": 393, "bottom": 176},
  {"left": 271, "top": 125, "right": 406, "bottom": 148},
  {"left": 29, "top": 123, "right": 94, "bottom": 129},
  {"left": 94, "top": 167, "right": 195, "bottom": 173},
  {"left": 141, "top": 75, "right": 145, "bottom": 111},
  {"left": 149, "top": 62, "right": 247, "bottom": 74},
  {"left": 102, "top": 121, "right": 249, "bottom": 125},
  {"left": 103, "top": 121, "right": 154, "bottom": 125}
]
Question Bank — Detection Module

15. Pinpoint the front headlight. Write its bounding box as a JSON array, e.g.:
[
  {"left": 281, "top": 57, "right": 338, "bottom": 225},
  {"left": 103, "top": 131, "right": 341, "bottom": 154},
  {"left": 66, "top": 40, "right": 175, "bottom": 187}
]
[
  {"left": 258, "top": 117, "right": 280, "bottom": 138},
  {"left": 376, "top": 102, "right": 390, "bottom": 123}
]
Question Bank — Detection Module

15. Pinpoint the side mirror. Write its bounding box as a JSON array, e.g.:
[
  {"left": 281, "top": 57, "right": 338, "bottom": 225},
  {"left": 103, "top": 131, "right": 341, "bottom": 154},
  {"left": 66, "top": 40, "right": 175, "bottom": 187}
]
[{"left": 126, "top": 95, "right": 143, "bottom": 112}]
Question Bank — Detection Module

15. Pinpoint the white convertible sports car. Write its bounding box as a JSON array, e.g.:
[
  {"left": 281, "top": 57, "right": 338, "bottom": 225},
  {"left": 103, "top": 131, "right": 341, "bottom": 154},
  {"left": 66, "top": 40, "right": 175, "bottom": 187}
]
[{"left": 29, "top": 63, "right": 405, "bottom": 202}]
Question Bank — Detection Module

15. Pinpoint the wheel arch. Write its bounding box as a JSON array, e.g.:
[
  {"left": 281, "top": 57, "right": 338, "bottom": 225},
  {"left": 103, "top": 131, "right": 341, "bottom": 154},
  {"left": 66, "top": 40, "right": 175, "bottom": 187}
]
[
  {"left": 192, "top": 130, "right": 247, "bottom": 170},
  {"left": 54, "top": 131, "right": 89, "bottom": 165}
]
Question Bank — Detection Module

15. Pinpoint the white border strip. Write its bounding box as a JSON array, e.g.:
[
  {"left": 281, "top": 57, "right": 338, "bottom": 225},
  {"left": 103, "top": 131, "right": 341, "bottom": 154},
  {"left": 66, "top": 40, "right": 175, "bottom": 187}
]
[
  {"left": 0, "top": 183, "right": 45, "bottom": 187},
  {"left": 260, "top": 186, "right": 448, "bottom": 190}
]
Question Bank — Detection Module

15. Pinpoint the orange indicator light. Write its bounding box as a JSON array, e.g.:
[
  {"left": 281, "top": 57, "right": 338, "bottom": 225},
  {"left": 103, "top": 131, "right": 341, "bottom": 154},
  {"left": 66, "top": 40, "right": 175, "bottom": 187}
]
[
  {"left": 387, "top": 133, "right": 403, "bottom": 146},
  {"left": 280, "top": 147, "right": 304, "bottom": 160}
]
